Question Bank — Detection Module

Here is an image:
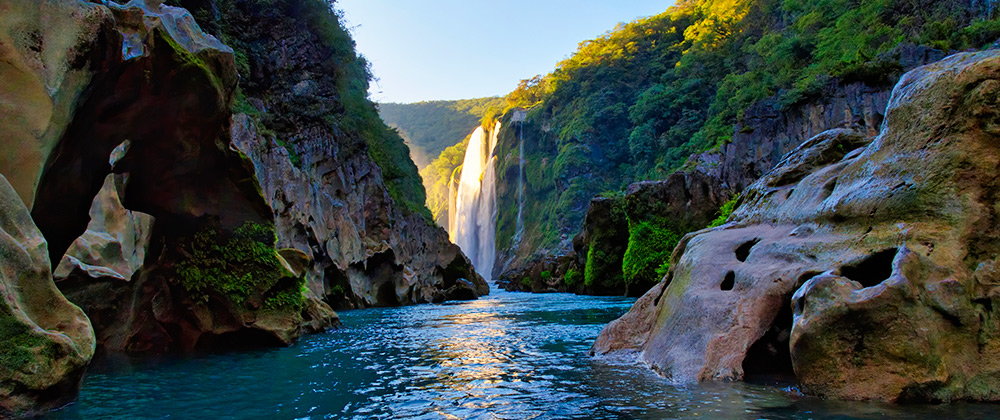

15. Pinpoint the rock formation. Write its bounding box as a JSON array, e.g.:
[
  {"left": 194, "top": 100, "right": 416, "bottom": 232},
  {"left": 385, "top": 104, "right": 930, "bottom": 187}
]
[
  {"left": 0, "top": 175, "right": 94, "bottom": 417},
  {"left": 231, "top": 115, "right": 487, "bottom": 309},
  {"left": 688, "top": 44, "right": 947, "bottom": 193},
  {"left": 595, "top": 49, "right": 1000, "bottom": 402},
  {"left": 1, "top": 0, "right": 313, "bottom": 354},
  {"left": 0, "top": 0, "right": 485, "bottom": 412},
  {"left": 500, "top": 170, "right": 727, "bottom": 296},
  {"left": 182, "top": 0, "right": 489, "bottom": 308}
]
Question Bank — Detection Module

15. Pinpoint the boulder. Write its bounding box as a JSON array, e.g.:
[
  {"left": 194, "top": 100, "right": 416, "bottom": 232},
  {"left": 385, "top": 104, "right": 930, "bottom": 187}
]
[
  {"left": 595, "top": 49, "right": 1000, "bottom": 402},
  {"left": 0, "top": 175, "right": 94, "bottom": 417},
  {"left": 557, "top": 170, "right": 727, "bottom": 296}
]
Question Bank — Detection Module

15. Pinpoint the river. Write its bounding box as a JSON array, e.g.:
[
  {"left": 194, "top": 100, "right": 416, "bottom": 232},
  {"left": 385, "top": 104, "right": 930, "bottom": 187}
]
[{"left": 48, "top": 288, "right": 996, "bottom": 419}]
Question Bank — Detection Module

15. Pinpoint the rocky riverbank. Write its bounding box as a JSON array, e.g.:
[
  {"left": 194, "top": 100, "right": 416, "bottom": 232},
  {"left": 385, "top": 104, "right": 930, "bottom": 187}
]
[{"left": 595, "top": 49, "right": 1000, "bottom": 402}]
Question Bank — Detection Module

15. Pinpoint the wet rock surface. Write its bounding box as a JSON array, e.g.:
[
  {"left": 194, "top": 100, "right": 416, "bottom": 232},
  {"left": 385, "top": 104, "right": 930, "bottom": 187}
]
[{"left": 596, "top": 49, "right": 1000, "bottom": 402}]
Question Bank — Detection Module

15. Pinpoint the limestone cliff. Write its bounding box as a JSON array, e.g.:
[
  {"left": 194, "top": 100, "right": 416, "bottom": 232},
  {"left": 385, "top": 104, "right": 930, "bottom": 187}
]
[{"left": 595, "top": 49, "right": 1000, "bottom": 402}]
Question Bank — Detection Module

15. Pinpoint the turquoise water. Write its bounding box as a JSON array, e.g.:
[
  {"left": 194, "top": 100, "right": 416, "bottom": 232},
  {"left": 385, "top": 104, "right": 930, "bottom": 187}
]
[{"left": 49, "top": 289, "right": 996, "bottom": 419}]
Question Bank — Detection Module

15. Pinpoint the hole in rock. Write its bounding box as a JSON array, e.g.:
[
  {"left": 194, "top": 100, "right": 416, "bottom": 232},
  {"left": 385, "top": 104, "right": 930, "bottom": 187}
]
[
  {"left": 840, "top": 248, "right": 897, "bottom": 288},
  {"left": 721, "top": 271, "right": 736, "bottom": 291},
  {"left": 822, "top": 177, "right": 838, "bottom": 197},
  {"left": 323, "top": 264, "right": 351, "bottom": 307},
  {"left": 974, "top": 298, "right": 995, "bottom": 313},
  {"left": 743, "top": 300, "right": 795, "bottom": 382},
  {"left": 796, "top": 271, "right": 821, "bottom": 286},
  {"left": 377, "top": 280, "right": 401, "bottom": 307},
  {"left": 735, "top": 239, "right": 761, "bottom": 262}
]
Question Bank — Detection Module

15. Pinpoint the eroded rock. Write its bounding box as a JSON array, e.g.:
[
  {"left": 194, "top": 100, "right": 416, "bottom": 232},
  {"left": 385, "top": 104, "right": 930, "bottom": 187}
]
[
  {"left": 0, "top": 175, "right": 94, "bottom": 417},
  {"left": 231, "top": 114, "right": 488, "bottom": 310},
  {"left": 595, "top": 49, "right": 1000, "bottom": 402},
  {"left": 1, "top": 0, "right": 309, "bottom": 355},
  {"left": 55, "top": 174, "right": 154, "bottom": 283}
]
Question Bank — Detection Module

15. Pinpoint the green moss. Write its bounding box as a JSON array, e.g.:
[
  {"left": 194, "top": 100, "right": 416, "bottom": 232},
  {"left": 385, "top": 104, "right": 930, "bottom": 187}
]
[
  {"left": 521, "top": 277, "right": 531, "bottom": 288},
  {"left": 232, "top": 88, "right": 261, "bottom": 117},
  {"left": 622, "top": 217, "right": 682, "bottom": 292},
  {"left": 176, "top": 221, "right": 303, "bottom": 310},
  {"left": 264, "top": 278, "right": 307, "bottom": 310},
  {"left": 0, "top": 315, "right": 55, "bottom": 375},
  {"left": 585, "top": 247, "right": 624, "bottom": 289},
  {"left": 157, "top": 29, "right": 224, "bottom": 96},
  {"left": 273, "top": 137, "right": 303, "bottom": 168},
  {"left": 564, "top": 268, "right": 582, "bottom": 287}
]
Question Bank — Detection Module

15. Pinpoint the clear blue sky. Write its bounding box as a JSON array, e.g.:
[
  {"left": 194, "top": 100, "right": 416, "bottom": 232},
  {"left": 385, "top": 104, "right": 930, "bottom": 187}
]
[{"left": 335, "top": 0, "right": 675, "bottom": 104}]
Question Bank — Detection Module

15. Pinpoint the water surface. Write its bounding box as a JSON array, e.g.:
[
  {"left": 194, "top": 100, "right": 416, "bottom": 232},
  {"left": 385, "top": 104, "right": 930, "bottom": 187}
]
[{"left": 50, "top": 289, "right": 996, "bottom": 418}]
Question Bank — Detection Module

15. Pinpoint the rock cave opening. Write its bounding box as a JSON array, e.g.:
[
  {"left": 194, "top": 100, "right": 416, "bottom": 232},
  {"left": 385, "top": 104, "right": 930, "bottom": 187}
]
[
  {"left": 356, "top": 250, "right": 404, "bottom": 307},
  {"left": 742, "top": 299, "right": 794, "bottom": 381},
  {"left": 735, "top": 238, "right": 761, "bottom": 262},
  {"left": 840, "top": 248, "right": 897, "bottom": 288},
  {"left": 721, "top": 271, "right": 736, "bottom": 291},
  {"left": 323, "top": 264, "right": 352, "bottom": 309}
]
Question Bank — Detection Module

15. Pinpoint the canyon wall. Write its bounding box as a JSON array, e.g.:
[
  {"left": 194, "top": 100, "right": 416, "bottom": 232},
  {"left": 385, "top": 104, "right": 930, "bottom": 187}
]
[{"left": 0, "top": 0, "right": 484, "bottom": 414}]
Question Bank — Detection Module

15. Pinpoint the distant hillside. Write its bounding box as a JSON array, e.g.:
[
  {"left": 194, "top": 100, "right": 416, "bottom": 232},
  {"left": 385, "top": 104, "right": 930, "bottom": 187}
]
[{"left": 379, "top": 98, "right": 505, "bottom": 168}]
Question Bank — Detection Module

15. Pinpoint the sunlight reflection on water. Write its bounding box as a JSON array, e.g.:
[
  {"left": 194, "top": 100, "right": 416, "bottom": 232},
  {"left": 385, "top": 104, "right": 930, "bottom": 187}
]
[{"left": 49, "top": 289, "right": 1000, "bottom": 419}]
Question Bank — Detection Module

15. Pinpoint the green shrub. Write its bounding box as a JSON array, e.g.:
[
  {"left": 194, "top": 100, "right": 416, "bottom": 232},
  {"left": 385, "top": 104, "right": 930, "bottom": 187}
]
[
  {"left": 176, "top": 221, "right": 304, "bottom": 310},
  {"left": 564, "top": 268, "right": 583, "bottom": 287},
  {"left": 520, "top": 277, "right": 532, "bottom": 288},
  {"left": 622, "top": 217, "right": 682, "bottom": 292},
  {"left": 585, "top": 247, "right": 624, "bottom": 289},
  {"left": 708, "top": 193, "right": 741, "bottom": 228}
]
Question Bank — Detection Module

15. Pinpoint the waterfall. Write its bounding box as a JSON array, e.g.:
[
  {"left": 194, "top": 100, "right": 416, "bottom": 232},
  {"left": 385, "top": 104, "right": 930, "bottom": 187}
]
[
  {"left": 513, "top": 118, "right": 525, "bottom": 243},
  {"left": 449, "top": 123, "right": 501, "bottom": 279}
]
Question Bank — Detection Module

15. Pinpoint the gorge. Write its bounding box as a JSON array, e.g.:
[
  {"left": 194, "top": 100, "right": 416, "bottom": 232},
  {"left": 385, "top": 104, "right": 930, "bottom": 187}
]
[{"left": 5, "top": 0, "right": 1000, "bottom": 417}]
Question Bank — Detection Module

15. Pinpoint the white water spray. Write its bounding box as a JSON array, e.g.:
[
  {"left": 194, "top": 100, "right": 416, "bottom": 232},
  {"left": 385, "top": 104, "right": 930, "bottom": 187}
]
[{"left": 449, "top": 123, "right": 501, "bottom": 279}]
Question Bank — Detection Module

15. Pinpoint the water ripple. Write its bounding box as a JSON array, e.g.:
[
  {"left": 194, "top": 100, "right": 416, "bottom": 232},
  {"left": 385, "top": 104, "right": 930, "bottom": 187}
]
[{"left": 48, "top": 290, "right": 999, "bottom": 419}]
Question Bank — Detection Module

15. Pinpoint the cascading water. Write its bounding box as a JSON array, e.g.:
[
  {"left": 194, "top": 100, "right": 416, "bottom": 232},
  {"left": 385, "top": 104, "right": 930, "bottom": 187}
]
[
  {"left": 449, "top": 123, "right": 501, "bottom": 279},
  {"left": 513, "top": 114, "right": 526, "bottom": 244}
]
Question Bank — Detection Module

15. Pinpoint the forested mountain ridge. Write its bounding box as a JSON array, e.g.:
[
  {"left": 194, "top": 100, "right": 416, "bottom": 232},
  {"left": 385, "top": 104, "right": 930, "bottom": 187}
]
[
  {"left": 474, "top": 0, "right": 1000, "bottom": 288},
  {"left": 379, "top": 98, "right": 504, "bottom": 168}
]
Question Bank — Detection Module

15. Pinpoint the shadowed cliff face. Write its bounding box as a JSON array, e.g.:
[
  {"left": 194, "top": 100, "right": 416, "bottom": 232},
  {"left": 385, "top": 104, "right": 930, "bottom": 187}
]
[
  {"left": 594, "top": 49, "right": 1000, "bottom": 403},
  {"left": 1, "top": 0, "right": 314, "bottom": 358},
  {"left": 176, "top": 0, "right": 488, "bottom": 308}
]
